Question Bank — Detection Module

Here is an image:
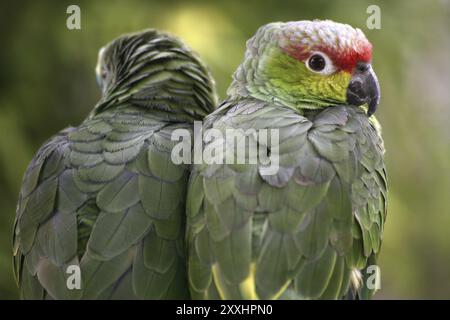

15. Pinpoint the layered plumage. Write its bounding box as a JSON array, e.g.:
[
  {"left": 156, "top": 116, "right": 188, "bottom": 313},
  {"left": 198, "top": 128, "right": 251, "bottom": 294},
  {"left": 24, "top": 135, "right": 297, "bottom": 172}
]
[
  {"left": 186, "top": 20, "right": 387, "bottom": 299},
  {"left": 13, "top": 30, "right": 217, "bottom": 299}
]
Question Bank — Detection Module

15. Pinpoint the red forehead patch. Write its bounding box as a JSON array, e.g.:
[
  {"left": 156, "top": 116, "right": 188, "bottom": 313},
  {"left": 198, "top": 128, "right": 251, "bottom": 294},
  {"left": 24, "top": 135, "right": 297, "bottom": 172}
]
[{"left": 283, "top": 40, "right": 372, "bottom": 73}]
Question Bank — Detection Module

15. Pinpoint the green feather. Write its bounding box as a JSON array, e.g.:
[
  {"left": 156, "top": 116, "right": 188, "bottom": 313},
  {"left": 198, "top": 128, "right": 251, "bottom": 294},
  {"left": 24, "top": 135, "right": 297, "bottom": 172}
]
[
  {"left": 88, "top": 203, "right": 152, "bottom": 260},
  {"left": 294, "top": 245, "right": 337, "bottom": 298},
  {"left": 97, "top": 171, "right": 140, "bottom": 213}
]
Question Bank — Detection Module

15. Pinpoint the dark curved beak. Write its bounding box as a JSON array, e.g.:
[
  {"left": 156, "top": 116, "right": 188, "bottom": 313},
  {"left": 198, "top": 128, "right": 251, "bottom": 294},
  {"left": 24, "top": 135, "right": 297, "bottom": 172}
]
[{"left": 346, "top": 62, "right": 380, "bottom": 116}]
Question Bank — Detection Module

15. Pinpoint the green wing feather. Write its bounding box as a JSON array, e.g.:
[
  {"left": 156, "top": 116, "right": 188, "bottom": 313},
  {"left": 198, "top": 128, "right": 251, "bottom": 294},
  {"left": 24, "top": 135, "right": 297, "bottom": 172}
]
[
  {"left": 186, "top": 99, "right": 387, "bottom": 300},
  {"left": 14, "top": 116, "right": 193, "bottom": 299}
]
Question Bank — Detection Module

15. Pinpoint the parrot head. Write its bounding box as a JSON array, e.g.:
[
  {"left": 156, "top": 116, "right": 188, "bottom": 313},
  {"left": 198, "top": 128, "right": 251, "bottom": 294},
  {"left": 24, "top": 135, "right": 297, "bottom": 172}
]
[
  {"left": 92, "top": 29, "right": 217, "bottom": 118},
  {"left": 94, "top": 29, "right": 178, "bottom": 96},
  {"left": 229, "top": 20, "right": 380, "bottom": 116}
]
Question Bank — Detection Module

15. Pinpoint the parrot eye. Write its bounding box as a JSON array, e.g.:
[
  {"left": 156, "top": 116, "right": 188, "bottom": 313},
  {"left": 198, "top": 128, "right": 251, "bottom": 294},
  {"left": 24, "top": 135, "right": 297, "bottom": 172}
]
[
  {"left": 100, "top": 68, "right": 108, "bottom": 80},
  {"left": 305, "top": 52, "right": 337, "bottom": 75},
  {"left": 308, "top": 54, "right": 325, "bottom": 71}
]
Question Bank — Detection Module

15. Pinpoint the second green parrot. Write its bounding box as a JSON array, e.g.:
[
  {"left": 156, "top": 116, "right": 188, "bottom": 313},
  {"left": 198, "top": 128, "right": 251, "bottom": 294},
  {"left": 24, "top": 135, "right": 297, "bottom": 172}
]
[{"left": 186, "top": 20, "right": 387, "bottom": 300}]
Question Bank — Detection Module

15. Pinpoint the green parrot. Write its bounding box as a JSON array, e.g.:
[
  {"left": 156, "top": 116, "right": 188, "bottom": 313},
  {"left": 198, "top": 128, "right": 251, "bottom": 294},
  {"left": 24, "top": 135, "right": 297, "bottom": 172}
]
[
  {"left": 13, "top": 30, "right": 217, "bottom": 299},
  {"left": 186, "top": 20, "right": 387, "bottom": 300}
]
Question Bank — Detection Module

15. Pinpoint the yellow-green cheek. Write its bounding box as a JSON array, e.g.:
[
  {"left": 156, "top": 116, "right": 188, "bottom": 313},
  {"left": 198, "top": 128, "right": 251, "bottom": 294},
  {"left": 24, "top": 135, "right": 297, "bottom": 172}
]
[{"left": 325, "top": 71, "right": 351, "bottom": 101}]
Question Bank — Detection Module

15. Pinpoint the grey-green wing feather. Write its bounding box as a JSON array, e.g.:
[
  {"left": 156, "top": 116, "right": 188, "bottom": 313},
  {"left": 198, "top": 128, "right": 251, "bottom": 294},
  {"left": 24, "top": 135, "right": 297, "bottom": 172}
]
[{"left": 14, "top": 112, "right": 192, "bottom": 299}]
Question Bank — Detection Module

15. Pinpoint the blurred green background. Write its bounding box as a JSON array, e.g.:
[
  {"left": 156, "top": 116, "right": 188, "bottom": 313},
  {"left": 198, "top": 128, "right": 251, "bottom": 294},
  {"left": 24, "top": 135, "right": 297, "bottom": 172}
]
[{"left": 0, "top": 0, "right": 449, "bottom": 299}]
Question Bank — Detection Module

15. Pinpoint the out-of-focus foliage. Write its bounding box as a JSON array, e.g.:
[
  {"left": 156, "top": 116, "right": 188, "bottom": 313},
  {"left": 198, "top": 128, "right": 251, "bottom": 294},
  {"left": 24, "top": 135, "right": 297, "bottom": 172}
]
[{"left": 0, "top": 0, "right": 449, "bottom": 299}]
